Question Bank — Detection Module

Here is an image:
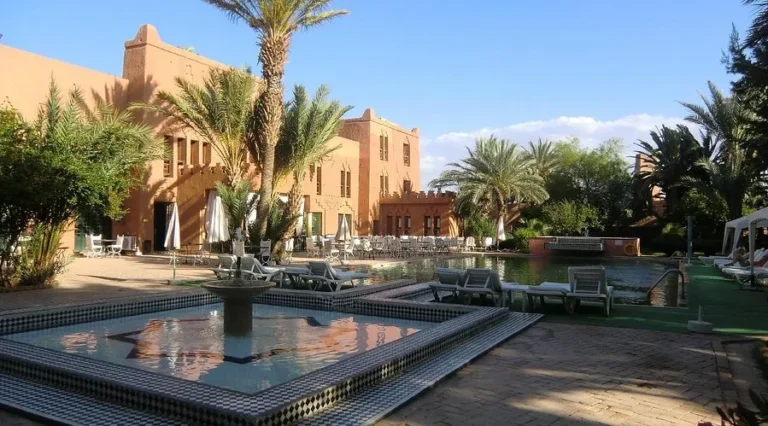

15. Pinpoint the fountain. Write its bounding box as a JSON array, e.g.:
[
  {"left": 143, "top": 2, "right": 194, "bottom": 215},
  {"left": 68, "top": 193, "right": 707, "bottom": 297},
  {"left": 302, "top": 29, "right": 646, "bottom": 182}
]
[{"left": 202, "top": 229, "right": 274, "bottom": 335}]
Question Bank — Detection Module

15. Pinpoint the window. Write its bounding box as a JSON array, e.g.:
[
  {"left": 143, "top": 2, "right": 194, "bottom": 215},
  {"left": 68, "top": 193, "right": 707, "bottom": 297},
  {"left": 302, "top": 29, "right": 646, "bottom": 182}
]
[
  {"left": 311, "top": 213, "right": 322, "bottom": 236},
  {"left": 177, "top": 137, "right": 187, "bottom": 166},
  {"left": 340, "top": 170, "right": 346, "bottom": 197},
  {"left": 346, "top": 171, "right": 351, "bottom": 198},
  {"left": 163, "top": 135, "right": 173, "bottom": 177},
  {"left": 190, "top": 140, "right": 199, "bottom": 165},
  {"left": 386, "top": 216, "right": 394, "bottom": 235},
  {"left": 395, "top": 216, "right": 402, "bottom": 236},
  {"left": 379, "top": 135, "right": 384, "bottom": 161},
  {"left": 373, "top": 220, "right": 380, "bottom": 235},
  {"left": 434, "top": 216, "right": 441, "bottom": 236},
  {"left": 337, "top": 213, "right": 352, "bottom": 233},
  {"left": 384, "top": 135, "right": 389, "bottom": 161},
  {"left": 316, "top": 166, "right": 322, "bottom": 195},
  {"left": 423, "top": 216, "right": 432, "bottom": 236},
  {"left": 403, "top": 142, "right": 410, "bottom": 166},
  {"left": 403, "top": 179, "right": 412, "bottom": 193},
  {"left": 404, "top": 216, "right": 411, "bottom": 235},
  {"left": 203, "top": 142, "right": 211, "bottom": 165}
]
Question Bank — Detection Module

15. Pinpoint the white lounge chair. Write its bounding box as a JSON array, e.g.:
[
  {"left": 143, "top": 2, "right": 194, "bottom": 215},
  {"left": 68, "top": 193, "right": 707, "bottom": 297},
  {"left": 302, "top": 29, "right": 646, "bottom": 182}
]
[
  {"left": 565, "top": 266, "right": 614, "bottom": 316},
  {"left": 722, "top": 266, "right": 768, "bottom": 288},
  {"left": 525, "top": 282, "right": 571, "bottom": 312},
  {"left": 301, "top": 261, "right": 371, "bottom": 292},
  {"left": 427, "top": 268, "right": 465, "bottom": 302},
  {"left": 83, "top": 235, "right": 104, "bottom": 258},
  {"left": 211, "top": 254, "right": 236, "bottom": 279},
  {"left": 456, "top": 268, "right": 504, "bottom": 306}
]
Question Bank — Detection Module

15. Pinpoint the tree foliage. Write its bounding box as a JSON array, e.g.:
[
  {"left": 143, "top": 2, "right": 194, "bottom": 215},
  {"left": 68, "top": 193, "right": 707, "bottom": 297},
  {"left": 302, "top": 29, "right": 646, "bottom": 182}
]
[
  {"left": 542, "top": 200, "right": 600, "bottom": 236},
  {"left": 430, "top": 136, "right": 549, "bottom": 226}
]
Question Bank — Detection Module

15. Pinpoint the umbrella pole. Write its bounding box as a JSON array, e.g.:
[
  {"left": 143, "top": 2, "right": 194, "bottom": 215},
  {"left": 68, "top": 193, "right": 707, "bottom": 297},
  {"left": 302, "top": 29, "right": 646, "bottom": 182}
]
[{"left": 172, "top": 251, "right": 177, "bottom": 280}]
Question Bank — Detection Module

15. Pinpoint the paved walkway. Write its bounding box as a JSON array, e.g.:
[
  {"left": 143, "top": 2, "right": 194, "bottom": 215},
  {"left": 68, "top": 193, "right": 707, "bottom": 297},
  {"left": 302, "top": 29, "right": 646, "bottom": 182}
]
[
  {"left": 380, "top": 323, "right": 724, "bottom": 426},
  {"left": 0, "top": 256, "right": 208, "bottom": 311}
]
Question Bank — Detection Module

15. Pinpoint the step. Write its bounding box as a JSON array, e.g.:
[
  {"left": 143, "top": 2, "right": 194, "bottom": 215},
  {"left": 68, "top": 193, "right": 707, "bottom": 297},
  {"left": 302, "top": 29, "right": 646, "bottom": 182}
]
[{"left": 0, "top": 374, "right": 183, "bottom": 426}]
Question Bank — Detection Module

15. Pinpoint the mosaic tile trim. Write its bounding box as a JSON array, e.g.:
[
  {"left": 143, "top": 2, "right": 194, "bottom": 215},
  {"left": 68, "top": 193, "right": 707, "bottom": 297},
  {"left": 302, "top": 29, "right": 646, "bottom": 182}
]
[
  {"left": 0, "top": 289, "right": 509, "bottom": 425},
  {"left": 363, "top": 282, "right": 433, "bottom": 300},
  {"left": 353, "top": 297, "right": 473, "bottom": 322},
  {"left": 0, "top": 373, "right": 183, "bottom": 426},
  {"left": 301, "top": 312, "right": 544, "bottom": 425},
  {"left": 0, "top": 292, "right": 219, "bottom": 336}
]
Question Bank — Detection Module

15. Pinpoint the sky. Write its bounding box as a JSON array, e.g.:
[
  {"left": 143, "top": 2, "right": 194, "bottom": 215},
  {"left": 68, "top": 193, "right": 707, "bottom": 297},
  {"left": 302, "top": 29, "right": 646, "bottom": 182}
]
[{"left": 0, "top": 0, "right": 756, "bottom": 183}]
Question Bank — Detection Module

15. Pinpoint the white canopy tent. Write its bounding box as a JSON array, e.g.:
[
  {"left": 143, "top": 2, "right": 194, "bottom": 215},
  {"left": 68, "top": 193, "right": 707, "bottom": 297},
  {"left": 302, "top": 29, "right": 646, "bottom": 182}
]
[
  {"left": 721, "top": 216, "right": 749, "bottom": 256},
  {"left": 745, "top": 207, "right": 768, "bottom": 282}
]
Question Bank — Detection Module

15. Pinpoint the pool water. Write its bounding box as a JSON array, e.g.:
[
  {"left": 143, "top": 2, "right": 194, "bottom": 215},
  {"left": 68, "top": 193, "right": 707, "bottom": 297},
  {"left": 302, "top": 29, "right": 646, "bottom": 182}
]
[
  {"left": 365, "top": 256, "right": 678, "bottom": 306},
  {"left": 6, "top": 304, "right": 435, "bottom": 393}
]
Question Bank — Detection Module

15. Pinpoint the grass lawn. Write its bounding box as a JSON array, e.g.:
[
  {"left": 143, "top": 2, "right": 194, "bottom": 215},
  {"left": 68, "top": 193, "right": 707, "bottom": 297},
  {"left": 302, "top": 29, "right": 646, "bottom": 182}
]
[{"left": 529, "top": 264, "right": 768, "bottom": 336}]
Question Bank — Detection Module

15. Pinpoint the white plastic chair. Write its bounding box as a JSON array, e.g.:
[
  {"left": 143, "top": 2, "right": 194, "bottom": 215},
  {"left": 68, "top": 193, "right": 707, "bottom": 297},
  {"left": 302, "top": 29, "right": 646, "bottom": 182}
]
[
  {"left": 258, "top": 240, "right": 271, "bottom": 264},
  {"left": 106, "top": 235, "right": 124, "bottom": 257},
  {"left": 85, "top": 235, "right": 104, "bottom": 258}
]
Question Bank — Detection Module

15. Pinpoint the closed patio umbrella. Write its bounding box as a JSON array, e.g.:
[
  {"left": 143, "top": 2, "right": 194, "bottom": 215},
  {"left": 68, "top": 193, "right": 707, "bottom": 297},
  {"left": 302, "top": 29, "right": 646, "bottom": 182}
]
[
  {"left": 336, "top": 215, "right": 352, "bottom": 264},
  {"left": 496, "top": 216, "right": 506, "bottom": 245},
  {"left": 205, "top": 190, "right": 230, "bottom": 244},
  {"left": 164, "top": 202, "right": 181, "bottom": 279}
]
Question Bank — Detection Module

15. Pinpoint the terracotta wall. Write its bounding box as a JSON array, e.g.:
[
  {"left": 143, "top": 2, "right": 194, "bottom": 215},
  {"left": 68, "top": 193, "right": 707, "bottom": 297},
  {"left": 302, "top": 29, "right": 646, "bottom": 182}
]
[
  {"left": 338, "top": 108, "right": 420, "bottom": 235},
  {"left": 2, "top": 24, "right": 425, "bottom": 253},
  {"left": 378, "top": 191, "right": 457, "bottom": 237},
  {"left": 528, "top": 237, "right": 641, "bottom": 257}
]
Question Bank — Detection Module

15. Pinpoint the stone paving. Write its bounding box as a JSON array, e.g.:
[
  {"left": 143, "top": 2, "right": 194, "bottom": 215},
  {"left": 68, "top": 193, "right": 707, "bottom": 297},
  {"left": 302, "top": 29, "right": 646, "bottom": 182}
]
[{"left": 379, "top": 323, "right": 725, "bottom": 426}]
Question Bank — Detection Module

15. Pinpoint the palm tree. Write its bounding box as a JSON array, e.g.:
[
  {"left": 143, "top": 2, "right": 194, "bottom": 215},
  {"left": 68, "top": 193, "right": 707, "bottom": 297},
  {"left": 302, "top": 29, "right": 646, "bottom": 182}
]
[
  {"left": 635, "top": 125, "right": 706, "bottom": 216},
  {"left": 275, "top": 84, "right": 351, "bottom": 239},
  {"left": 430, "top": 136, "right": 549, "bottom": 229},
  {"left": 133, "top": 67, "right": 257, "bottom": 187},
  {"left": 203, "top": 0, "right": 348, "bottom": 237},
  {"left": 679, "top": 81, "right": 759, "bottom": 218},
  {"left": 216, "top": 180, "right": 256, "bottom": 238},
  {"left": 523, "top": 138, "right": 560, "bottom": 178}
]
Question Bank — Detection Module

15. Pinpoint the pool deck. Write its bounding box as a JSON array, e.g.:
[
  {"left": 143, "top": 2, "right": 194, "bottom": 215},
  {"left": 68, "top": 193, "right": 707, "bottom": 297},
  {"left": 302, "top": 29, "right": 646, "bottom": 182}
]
[{"left": 1, "top": 256, "right": 766, "bottom": 425}]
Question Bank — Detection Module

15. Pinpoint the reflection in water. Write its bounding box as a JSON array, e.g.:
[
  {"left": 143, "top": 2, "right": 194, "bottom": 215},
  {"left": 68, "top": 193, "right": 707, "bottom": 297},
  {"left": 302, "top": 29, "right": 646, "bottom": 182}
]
[{"left": 10, "top": 304, "right": 434, "bottom": 393}]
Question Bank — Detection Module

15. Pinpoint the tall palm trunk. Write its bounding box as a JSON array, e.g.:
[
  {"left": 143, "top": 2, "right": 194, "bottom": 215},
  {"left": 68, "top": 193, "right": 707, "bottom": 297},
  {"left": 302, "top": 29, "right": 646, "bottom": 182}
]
[
  {"left": 253, "top": 36, "right": 289, "bottom": 237},
  {"left": 282, "top": 176, "right": 303, "bottom": 240}
]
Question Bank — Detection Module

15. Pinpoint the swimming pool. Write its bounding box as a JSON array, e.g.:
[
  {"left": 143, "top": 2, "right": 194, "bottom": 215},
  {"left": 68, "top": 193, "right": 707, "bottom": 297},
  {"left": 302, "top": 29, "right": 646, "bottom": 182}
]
[
  {"left": 365, "top": 255, "right": 679, "bottom": 306},
  {"left": 6, "top": 303, "right": 435, "bottom": 393}
]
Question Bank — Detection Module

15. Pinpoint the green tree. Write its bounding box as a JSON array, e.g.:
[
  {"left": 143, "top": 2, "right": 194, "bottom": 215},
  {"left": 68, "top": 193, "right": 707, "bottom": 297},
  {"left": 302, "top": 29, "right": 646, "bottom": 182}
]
[
  {"left": 0, "top": 82, "right": 161, "bottom": 286},
  {"left": 430, "top": 136, "right": 549, "bottom": 230},
  {"left": 680, "top": 81, "right": 759, "bottom": 219},
  {"left": 546, "top": 138, "right": 633, "bottom": 229},
  {"left": 216, "top": 180, "right": 256, "bottom": 238},
  {"left": 133, "top": 67, "right": 257, "bottom": 187},
  {"left": 275, "top": 84, "right": 351, "bottom": 240},
  {"left": 634, "top": 125, "right": 706, "bottom": 217},
  {"left": 542, "top": 200, "right": 600, "bottom": 236},
  {"left": 204, "top": 0, "right": 348, "bottom": 237}
]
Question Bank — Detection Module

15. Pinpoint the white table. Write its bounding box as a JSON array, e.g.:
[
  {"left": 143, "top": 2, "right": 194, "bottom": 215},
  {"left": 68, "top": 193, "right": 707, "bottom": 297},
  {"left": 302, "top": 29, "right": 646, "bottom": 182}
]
[{"left": 500, "top": 283, "right": 528, "bottom": 310}]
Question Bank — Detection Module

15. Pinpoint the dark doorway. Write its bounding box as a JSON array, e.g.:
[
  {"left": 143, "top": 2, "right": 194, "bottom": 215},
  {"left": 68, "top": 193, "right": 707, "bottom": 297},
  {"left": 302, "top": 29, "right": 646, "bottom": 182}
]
[{"left": 153, "top": 202, "right": 173, "bottom": 252}]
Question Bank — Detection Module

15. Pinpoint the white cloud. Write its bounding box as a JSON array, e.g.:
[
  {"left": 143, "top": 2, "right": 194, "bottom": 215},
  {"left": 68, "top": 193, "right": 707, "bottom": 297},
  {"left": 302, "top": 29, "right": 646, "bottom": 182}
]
[{"left": 420, "top": 113, "right": 689, "bottom": 185}]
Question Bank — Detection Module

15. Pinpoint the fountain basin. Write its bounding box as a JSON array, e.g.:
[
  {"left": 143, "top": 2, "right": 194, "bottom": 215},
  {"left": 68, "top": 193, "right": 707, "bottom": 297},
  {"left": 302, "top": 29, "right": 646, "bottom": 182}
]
[{"left": 202, "top": 280, "right": 275, "bottom": 335}]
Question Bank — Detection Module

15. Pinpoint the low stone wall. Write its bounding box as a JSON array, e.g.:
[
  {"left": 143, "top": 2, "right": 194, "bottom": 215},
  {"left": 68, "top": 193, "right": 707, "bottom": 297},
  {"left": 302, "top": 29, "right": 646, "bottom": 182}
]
[{"left": 529, "top": 237, "right": 641, "bottom": 257}]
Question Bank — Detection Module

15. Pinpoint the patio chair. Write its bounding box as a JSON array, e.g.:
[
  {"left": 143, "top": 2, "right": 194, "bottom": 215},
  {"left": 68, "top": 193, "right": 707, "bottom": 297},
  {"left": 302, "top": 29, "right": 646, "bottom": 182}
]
[
  {"left": 525, "top": 282, "right": 571, "bottom": 312},
  {"left": 456, "top": 268, "right": 504, "bottom": 306},
  {"left": 211, "top": 254, "right": 236, "bottom": 279},
  {"left": 283, "top": 238, "right": 294, "bottom": 264},
  {"left": 360, "top": 238, "right": 374, "bottom": 259},
  {"left": 106, "top": 235, "right": 124, "bottom": 257},
  {"left": 565, "top": 266, "right": 613, "bottom": 316},
  {"left": 322, "top": 239, "right": 340, "bottom": 263},
  {"left": 83, "top": 235, "right": 104, "bottom": 258},
  {"left": 427, "top": 267, "right": 465, "bottom": 302},
  {"left": 258, "top": 240, "right": 272, "bottom": 264},
  {"left": 191, "top": 244, "right": 211, "bottom": 266},
  {"left": 308, "top": 236, "right": 323, "bottom": 258},
  {"left": 300, "top": 261, "right": 371, "bottom": 292},
  {"left": 465, "top": 236, "right": 476, "bottom": 252}
]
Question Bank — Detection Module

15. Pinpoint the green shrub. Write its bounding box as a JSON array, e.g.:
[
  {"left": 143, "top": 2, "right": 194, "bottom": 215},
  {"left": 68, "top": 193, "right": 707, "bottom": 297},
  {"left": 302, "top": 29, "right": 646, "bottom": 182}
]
[
  {"left": 507, "top": 228, "right": 540, "bottom": 252},
  {"left": 542, "top": 200, "right": 600, "bottom": 236},
  {"left": 463, "top": 214, "right": 495, "bottom": 241}
]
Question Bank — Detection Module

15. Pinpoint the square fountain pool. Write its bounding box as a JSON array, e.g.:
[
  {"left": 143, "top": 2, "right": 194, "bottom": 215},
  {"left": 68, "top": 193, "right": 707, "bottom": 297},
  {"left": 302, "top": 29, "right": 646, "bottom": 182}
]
[{"left": 5, "top": 303, "right": 435, "bottom": 394}]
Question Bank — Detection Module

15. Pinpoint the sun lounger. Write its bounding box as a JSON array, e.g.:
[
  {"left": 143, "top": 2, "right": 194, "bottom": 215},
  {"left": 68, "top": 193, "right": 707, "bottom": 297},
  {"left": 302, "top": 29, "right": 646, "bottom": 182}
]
[
  {"left": 211, "top": 254, "right": 236, "bottom": 279},
  {"left": 301, "top": 261, "right": 371, "bottom": 292},
  {"left": 565, "top": 266, "right": 613, "bottom": 316},
  {"left": 427, "top": 268, "right": 465, "bottom": 302},
  {"left": 456, "top": 268, "right": 504, "bottom": 306},
  {"left": 721, "top": 266, "right": 768, "bottom": 288}
]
